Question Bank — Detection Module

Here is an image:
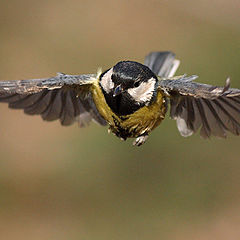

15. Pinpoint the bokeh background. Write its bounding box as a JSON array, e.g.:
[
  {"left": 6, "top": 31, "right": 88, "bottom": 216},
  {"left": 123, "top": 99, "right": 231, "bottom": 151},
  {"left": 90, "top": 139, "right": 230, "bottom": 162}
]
[{"left": 0, "top": 0, "right": 240, "bottom": 239}]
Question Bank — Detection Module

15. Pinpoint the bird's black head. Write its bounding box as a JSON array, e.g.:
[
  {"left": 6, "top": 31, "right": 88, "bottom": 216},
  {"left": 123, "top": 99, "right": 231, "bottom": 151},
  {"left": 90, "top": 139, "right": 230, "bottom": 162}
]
[{"left": 99, "top": 61, "right": 158, "bottom": 116}]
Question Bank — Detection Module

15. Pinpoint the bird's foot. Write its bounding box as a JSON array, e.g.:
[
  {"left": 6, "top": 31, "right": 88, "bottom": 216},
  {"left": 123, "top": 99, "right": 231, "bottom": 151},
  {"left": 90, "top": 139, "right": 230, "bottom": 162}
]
[{"left": 133, "top": 134, "right": 148, "bottom": 146}]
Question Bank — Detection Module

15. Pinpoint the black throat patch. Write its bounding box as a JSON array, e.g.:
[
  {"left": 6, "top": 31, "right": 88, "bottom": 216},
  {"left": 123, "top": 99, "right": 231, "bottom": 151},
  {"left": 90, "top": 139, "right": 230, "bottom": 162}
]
[{"left": 100, "top": 84, "right": 144, "bottom": 116}]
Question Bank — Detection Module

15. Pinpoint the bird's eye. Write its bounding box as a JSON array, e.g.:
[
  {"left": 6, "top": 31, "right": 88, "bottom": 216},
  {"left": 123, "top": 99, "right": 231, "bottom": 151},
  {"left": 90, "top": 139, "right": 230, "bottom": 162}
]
[{"left": 134, "top": 81, "right": 140, "bottom": 87}]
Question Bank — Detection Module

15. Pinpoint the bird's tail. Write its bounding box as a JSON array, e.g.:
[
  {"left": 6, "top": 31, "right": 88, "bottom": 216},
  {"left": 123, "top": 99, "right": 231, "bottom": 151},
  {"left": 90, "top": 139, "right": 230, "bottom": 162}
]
[{"left": 144, "top": 51, "right": 180, "bottom": 78}]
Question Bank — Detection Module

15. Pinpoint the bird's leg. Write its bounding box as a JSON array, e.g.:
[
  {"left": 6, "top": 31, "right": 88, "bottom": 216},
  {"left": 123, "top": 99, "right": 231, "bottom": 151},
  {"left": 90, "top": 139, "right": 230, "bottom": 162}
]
[
  {"left": 133, "top": 133, "right": 149, "bottom": 146},
  {"left": 108, "top": 127, "right": 127, "bottom": 141}
]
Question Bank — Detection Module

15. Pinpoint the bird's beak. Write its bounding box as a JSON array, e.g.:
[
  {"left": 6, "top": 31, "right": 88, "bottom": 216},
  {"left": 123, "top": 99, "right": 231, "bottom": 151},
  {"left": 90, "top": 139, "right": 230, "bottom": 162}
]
[{"left": 113, "top": 85, "right": 123, "bottom": 97}]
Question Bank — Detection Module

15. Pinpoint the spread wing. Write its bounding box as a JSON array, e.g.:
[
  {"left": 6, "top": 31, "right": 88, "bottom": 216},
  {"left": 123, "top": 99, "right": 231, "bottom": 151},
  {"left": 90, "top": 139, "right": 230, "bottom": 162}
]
[
  {"left": 158, "top": 75, "right": 240, "bottom": 138},
  {"left": 144, "top": 51, "right": 180, "bottom": 78},
  {"left": 0, "top": 73, "right": 107, "bottom": 126}
]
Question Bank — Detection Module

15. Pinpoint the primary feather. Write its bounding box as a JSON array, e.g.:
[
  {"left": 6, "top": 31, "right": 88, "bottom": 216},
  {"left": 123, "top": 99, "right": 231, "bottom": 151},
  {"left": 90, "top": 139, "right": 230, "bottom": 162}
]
[
  {"left": 158, "top": 76, "right": 240, "bottom": 138},
  {"left": 0, "top": 73, "right": 106, "bottom": 126}
]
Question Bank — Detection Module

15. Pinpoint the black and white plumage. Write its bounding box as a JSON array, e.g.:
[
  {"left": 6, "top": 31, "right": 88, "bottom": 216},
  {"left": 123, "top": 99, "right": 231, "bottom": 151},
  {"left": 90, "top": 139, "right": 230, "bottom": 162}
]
[
  {"left": 0, "top": 51, "right": 239, "bottom": 145},
  {"left": 100, "top": 61, "right": 158, "bottom": 116}
]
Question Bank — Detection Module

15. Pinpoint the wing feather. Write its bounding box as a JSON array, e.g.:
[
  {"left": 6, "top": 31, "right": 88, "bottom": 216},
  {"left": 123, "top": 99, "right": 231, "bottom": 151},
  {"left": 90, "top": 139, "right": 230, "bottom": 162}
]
[
  {"left": 0, "top": 73, "right": 107, "bottom": 127},
  {"left": 159, "top": 76, "right": 240, "bottom": 138},
  {"left": 60, "top": 90, "right": 75, "bottom": 126},
  {"left": 41, "top": 90, "right": 62, "bottom": 121},
  {"left": 195, "top": 98, "right": 211, "bottom": 138},
  {"left": 0, "top": 73, "right": 96, "bottom": 94},
  {"left": 201, "top": 99, "right": 227, "bottom": 138},
  {"left": 14, "top": 91, "right": 52, "bottom": 113}
]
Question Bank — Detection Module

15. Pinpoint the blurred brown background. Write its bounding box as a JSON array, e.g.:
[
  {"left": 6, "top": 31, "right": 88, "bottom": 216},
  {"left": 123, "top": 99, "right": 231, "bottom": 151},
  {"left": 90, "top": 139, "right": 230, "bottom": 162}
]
[{"left": 0, "top": 0, "right": 240, "bottom": 239}]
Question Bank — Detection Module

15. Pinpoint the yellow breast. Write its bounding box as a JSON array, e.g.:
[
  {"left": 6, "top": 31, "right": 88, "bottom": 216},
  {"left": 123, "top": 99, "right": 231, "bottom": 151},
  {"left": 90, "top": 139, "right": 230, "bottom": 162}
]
[
  {"left": 91, "top": 80, "right": 166, "bottom": 138},
  {"left": 120, "top": 91, "right": 166, "bottom": 137}
]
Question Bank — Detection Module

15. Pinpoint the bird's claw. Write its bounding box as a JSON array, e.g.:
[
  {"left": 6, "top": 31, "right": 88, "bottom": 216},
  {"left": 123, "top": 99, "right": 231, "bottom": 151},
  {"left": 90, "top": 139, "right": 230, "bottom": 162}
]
[{"left": 133, "top": 135, "right": 148, "bottom": 146}]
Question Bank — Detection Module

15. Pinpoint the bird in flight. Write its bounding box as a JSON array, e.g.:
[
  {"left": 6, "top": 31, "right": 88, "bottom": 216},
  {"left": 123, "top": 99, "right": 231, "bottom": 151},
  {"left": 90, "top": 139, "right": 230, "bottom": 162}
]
[{"left": 0, "top": 51, "right": 239, "bottom": 146}]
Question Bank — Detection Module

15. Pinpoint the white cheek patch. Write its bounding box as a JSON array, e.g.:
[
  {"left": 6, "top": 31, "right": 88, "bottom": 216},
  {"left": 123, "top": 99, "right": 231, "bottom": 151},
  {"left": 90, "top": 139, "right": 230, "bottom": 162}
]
[
  {"left": 127, "top": 77, "right": 156, "bottom": 103},
  {"left": 100, "top": 68, "right": 114, "bottom": 93}
]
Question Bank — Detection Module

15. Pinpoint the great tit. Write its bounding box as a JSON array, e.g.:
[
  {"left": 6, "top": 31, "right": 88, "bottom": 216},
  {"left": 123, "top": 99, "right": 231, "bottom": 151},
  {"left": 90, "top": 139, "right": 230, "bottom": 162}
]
[{"left": 0, "top": 51, "right": 240, "bottom": 146}]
